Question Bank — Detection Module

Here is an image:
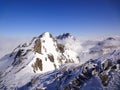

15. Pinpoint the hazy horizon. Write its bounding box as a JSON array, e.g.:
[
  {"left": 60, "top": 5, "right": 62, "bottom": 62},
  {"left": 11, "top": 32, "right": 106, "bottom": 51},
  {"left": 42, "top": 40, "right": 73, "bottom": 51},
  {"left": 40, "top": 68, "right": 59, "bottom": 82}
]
[{"left": 0, "top": 32, "right": 119, "bottom": 58}]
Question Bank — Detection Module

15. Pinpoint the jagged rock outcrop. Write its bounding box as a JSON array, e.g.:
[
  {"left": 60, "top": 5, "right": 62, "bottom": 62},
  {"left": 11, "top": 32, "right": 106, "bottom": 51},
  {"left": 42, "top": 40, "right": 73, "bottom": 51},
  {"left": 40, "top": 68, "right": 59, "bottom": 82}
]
[
  {"left": 34, "top": 39, "right": 41, "bottom": 54},
  {"left": 22, "top": 49, "right": 120, "bottom": 90},
  {"left": 32, "top": 58, "right": 43, "bottom": 72},
  {"left": 56, "top": 33, "right": 75, "bottom": 40}
]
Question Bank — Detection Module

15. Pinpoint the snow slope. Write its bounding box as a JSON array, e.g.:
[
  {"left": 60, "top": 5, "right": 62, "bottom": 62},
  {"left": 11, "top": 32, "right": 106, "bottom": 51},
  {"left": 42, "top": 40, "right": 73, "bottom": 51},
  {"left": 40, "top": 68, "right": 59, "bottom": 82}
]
[{"left": 17, "top": 48, "right": 120, "bottom": 90}]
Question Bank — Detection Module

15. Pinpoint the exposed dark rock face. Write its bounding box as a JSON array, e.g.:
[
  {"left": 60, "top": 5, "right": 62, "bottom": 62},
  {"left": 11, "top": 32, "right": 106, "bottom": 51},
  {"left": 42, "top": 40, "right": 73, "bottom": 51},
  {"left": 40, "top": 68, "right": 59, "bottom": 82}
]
[
  {"left": 65, "top": 59, "right": 74, "bottom": 63},
  {"left": 12, "top": 49, "right": 23, "bottom": 65},
  {"left": 60, "top": 58, "right": 120, "bottom": 90},
  {"left": 9, "top": 45, "right": 21, "bottom": 57},
  {"left": 56, "top": 33, "right": 72, "bottom": 40},
  {"left": 31, "top": 58, "right": 43, "bottom": 72},
  {"left": 57, "top": 43, "right": 65, "bottom": 53},
  {"left": 106, "top": 37, "right": 115, "bottom": 40},
  {"left": 48, "top": 54, "right": 54, "bottom": 62},
  {"left": 98, "top": 73, "right": 109, "bottom": 86},
  {"left": 34, "top": 39, "right": 41, "bottom": 54},
  {"left": 14, "top": 49, "right": 23, "bottom": 59},
  {"left": 117, "top": 59, "right": 120, "bottom": 64},
  {"left": 53, "top": 64, "right": 57, "bottom": 69},
  {"left": 102, "top": 60, "right": 111, "bottom": 70},
  {"left": 111, "top": 65, "right": 117, "bottom": 70}
]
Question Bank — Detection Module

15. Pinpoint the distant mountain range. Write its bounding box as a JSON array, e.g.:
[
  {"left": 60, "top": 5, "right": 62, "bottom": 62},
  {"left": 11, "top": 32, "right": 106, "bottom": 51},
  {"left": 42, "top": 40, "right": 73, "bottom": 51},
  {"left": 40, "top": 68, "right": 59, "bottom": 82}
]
[{"left": 0, "top": 32, "right": 120, "bottom": 90}]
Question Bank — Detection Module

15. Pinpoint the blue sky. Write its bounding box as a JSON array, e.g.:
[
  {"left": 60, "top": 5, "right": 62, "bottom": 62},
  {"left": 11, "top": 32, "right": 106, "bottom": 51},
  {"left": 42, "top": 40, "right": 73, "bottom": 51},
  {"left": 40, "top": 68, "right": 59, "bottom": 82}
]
[{"left": 0, "top": 0, "right": 120, "bottom": 38}]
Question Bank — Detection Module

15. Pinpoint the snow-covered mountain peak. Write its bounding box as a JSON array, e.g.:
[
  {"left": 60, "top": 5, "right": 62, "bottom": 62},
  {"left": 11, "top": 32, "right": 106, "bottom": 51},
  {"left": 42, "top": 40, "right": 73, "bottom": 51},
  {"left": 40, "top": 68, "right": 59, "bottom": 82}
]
[
  {"left": 10, "top": 32, "right": 79, "bottom": 68},
  {"left": 56, "top": 33, "right": 75, "bottom": 40},
  {"left": 0, "top": 32, "right": 80, "bottom": 89},
  {"left": 39, "top": 32, "right": 53, "bottom": 38},
  {"left": 42, "top": 32, "right": 51, "bottom": 36}
]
